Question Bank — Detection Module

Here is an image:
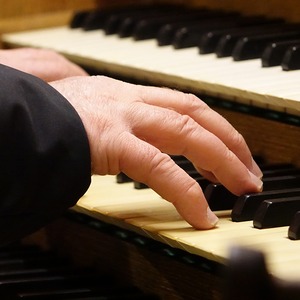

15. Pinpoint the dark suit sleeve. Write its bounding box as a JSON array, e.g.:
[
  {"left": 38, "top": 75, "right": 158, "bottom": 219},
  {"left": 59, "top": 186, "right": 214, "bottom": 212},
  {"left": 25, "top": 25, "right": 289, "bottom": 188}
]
[{"left": 0, "top": 64, "right": 91, "bottom": 245}]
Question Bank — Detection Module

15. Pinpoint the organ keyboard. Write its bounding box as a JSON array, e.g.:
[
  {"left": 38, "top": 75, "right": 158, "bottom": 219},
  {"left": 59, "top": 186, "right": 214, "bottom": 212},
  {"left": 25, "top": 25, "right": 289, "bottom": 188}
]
[
  {"left": 0, "top": 242, "right": 159, "bottom": 299},
  {"left": 71, "top": 174, "right": 300, "bottom": 281},
  {"left": 2, "top": 5, "right": 300, "bottom": 114},
  {"left": 2, "top": 23, "right": 300, "bottom": 115},
  {"left": 2, "top": 3, "right": 300, "bottom": 299}
]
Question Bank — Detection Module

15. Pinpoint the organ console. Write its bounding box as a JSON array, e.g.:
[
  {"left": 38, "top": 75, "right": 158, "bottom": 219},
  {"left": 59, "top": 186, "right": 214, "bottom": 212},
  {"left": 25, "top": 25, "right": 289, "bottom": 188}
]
[{"left": 1, "top": 1, "right": 300, "bottom": 299}]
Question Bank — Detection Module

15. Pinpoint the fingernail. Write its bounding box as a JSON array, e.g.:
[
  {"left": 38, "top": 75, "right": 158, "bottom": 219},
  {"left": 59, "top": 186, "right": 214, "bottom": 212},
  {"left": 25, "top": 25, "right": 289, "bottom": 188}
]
[
  {"left": 249, "top": 170, "right": 263, "bottom": 192},
  {"left": 207, "top": 207, "right": 219, "bottom": 227},
  {"left": 252, "top": 157, "right": 263, "bottom": 179}
]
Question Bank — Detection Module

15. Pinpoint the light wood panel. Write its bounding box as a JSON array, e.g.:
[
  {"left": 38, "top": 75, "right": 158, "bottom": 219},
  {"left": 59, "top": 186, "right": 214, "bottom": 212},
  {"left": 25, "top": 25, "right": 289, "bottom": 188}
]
[
  {"left": 0, "top": 0, "right": 101, "bottom": 36},
  {"left": 189, "top": 0, "right": 300, "bottom": 22}
]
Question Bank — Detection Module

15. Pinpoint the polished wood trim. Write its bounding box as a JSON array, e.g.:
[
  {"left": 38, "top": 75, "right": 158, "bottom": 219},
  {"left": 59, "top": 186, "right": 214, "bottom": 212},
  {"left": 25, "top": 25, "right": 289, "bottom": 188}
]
[
  {"left": 214, "top": 107, "right": 300, "bottom": 167},
  {"left": 24, "top": 216, "right": 223, "bottom": 300}
]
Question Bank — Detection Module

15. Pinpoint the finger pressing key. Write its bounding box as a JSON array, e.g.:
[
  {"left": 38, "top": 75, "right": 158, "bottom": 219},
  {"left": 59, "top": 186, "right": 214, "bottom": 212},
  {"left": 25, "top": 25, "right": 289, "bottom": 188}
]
[
  {"left": 136, "top": 85, "right": 263, "bottom": 179},
  {"left": 126, "top": 102, "right": 263, "bottom": 197},
  {"left": 117, "top": 132, "right": 219, "bottom": 229}
]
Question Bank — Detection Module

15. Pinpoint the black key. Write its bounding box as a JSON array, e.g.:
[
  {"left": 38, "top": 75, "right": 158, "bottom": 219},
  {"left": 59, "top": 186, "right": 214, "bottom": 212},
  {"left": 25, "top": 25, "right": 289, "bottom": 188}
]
[
  {"left": 253, "top": 196, "right": 300, "bottom": 229},
  {"left": 282, "top": 44, "right": 300, "bottom": 70},
  {"left": 0, "top": 245, "right": 43, "bottom": 259},
  {"left": 134, "top": 181, "right": 148, "bottom": 189},
  {"left": 158, "top": 21, "right": 196, "bottom": 46},
  {"left": 133, "top": 10, "right": 212, "bottom": 41},
  {"left": 156, "top": 10, "right": 227, "bottom": 46},
  {"left": 231, "top": 188, "right": 300, "bottom": 222},
  {"left": 199, "top": 17, "right": 284, "bottom": 54},
  {"left": 116, "top": 173, "right": 132, "bottom": 183},
  {"left": 81, "top": 10, "right": 114, "bottom": 31},
  {"left": 172, "top": 13, "right": 241, "bottom": 49},
  {"left": 215, "top": 23, "right": 289, "bottom": 57},
  {"left": 205, "top": 174, "right": 300, "bottom": 211},
  {"left": 232, "top": 30, "right": 300, "bottom": 61},
  {"left": 70, "top": 10, "right": 92, "bottom": 29},
  {"left": 0, "top": 257, "right": 70, "bottom": 278},
  {"left": 103, "top": 9, "right": 145, "bottom": 35},
  {"left": 261, "top": 39, "right": 300, "bottom": 67},
  {"left": 17, "top": 285, "right": 144, "bottom": 299},
  {"left": 132, "top": 15, "right": 176, "bottom": 41},
  {"left": 103, "top": 5, "right": 164, "bottom": 35},
  {"left": 259, "top": 162, "right": 294, "bottom": 172},
  {"left": 204, "top": 183, "right": 237, "bottom": 211},
  {"left": 119, "top": 6, "right": 185, "bottom": 38},
  {"left": 262, "top": 166, "right": 300, "bottom": 177},
  {"left": 216, "top": 33, "right": 243, "bottom": 58},
  {"left": 187, "top": 169, "right": 200, "bottom": 177},
  {"left": 288, "top": 211, "right": 300, "bottom": 240},
  {"left": 0, "top": 266, "right": 71, "bottom": 278},
  {"left": 262, "top": 174, "right": 300, "bottom": 190},
  {"left": 118, "top": 12, "right": 170, "bottom": 38},
  {"left": 0, "top": 272, "right": 111, "bottom": 291},
  {"left": 0, "top": 244, "right": 157, "bottom": 300},
  {"left": 85, "top": 6, "right": 170, "bottom": 32},
  {"left": 0, "top": 254, "right": 68, "bottom": 271}
]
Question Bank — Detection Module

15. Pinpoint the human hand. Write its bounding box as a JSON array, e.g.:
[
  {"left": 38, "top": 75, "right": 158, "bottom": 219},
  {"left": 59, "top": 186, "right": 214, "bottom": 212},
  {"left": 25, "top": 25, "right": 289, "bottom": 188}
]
[
  {"left": 0, "top": 48, "right": 87, "bottom": 81},
  {"left": 50, "top": 75, "right": 263, "bottom": 229}
]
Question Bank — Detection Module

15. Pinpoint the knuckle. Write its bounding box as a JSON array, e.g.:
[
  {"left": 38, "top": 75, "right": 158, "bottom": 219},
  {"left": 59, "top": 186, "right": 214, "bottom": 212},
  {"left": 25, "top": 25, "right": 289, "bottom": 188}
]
[
  {"left": 183, "top": 93, "right": 209, "bottom": 115},
  {"left": 224, "top": 149, "right": 237, "bottom": 164},
  {"left": 212, "top": 148, "right": 235, "bottom": 173},
  {"left": 171, "top": 179, "right": 199, "bottom": 206},
  {"left": 183, "top": 179, "right": 200, "bottom": 197},
  {"left": 229, "top": 130, "right": 246, "bottom": 152},
  {"left": 148, "top": 152, "right": 171, "bottom": 177},
  {"left": 177, "top": 114, "right": 199, "bottom": 138}
]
